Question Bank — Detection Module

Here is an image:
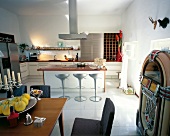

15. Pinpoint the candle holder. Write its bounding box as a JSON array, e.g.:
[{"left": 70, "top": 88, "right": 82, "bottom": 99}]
[{"left": 0, "top": 77, "right": 22, "bottom": 98}]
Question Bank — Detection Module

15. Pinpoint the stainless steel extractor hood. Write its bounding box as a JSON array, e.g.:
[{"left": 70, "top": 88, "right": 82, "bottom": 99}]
[{"left": 58, "top": 0, "right": 87, "bottom": 40}]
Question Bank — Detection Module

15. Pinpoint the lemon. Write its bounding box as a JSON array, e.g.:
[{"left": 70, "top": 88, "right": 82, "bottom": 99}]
[
  {"left": 11, "top": 97, "right": 21, "bottom": 106},
  {"left": 21, "top": 96, "right": 29, "bottom": 106},
  {"left": 0, "top": 102, "right": 3, "bottom": 114},
  {"left": 2, "top": 103, "right": 11, "bottom": 116},
  {"left": 14, "top": 100, "right": 26, "bottom": 112},
  {"left": 22, "top": 93, "right": 31, "bottom": 100}
]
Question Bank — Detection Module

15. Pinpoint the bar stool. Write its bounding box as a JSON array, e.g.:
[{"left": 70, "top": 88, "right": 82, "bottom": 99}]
[
  {"left": 55, "top": 74, "right": 70, "bottom": 100},
  {"left": 73, "top": 74, "right": 87, "bottom": 102},
  {"left": 89, "top": 74, "right": 102, "bottom": 102}
]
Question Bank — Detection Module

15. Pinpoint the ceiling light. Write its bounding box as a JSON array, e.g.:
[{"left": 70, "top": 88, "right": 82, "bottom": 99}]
[{"left": 65, "top": 14, "right": 69, "bottom": 20}]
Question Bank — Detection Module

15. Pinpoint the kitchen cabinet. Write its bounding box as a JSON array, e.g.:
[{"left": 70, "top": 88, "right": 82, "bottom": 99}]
[
  {"left": 20, "top": 62, "right": 28, "bottom": 80},
  {"left": 28, "top": 62, "right": 51, "bottom": 75},
  {"left": 105, "top": 62, "right": 122, "bottom": 78},
  {"left": 28, "top": 62, "right": 39, "bottom": 75},
  {"left": 62, "top": 62, "right": 73, "bottom": 65},
  {"left": 38, "top": 62, "right": 49, "bottom": 75},
  {"left": 48, "top": 62, "right": 62, "bottom": 65}
]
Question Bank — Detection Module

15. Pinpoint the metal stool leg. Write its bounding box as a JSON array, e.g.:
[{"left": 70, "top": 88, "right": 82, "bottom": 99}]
[
  {"left": 55, "top": 74, "right": 70, "bottom": 99},
  {"left": 58, "top": 78, "right": 70, "bottom": 100},
  {"left": 89, "top": 77, "right": 102, "bottom": 102},
  {"left": 74, "top": 78, "right": 87, "bottom": 102}
]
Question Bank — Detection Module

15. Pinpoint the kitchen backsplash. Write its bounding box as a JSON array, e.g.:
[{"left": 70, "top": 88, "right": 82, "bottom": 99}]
[{"left": 38, "top": 50, "right": 81, "bottom": 60}]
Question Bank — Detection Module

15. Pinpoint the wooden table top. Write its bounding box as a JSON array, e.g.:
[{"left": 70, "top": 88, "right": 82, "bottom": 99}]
[
  {"left": 0, "top": 98, "right": 67, "bottom": 136},
  {"left": 37, "top": 65, "right": 107, "bottom": 71}
]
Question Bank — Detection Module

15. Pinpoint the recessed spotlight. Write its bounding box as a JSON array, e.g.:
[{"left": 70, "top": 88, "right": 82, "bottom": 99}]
[
  {"left": 65, "top": 0, "right": 68, "bottom": 4},
  {"left": 65, "top": 14, "right": 69, "bottom": 20}
]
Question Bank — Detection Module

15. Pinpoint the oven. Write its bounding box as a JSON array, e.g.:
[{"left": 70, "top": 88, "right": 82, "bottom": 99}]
[{"left": 136, "top": 50, "right": 170, "bottom": 136}]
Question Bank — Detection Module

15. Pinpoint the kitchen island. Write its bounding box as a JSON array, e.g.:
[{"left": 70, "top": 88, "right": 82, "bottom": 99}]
[{"left": 37, "top": 64, "right": 107, "bottom": 92}]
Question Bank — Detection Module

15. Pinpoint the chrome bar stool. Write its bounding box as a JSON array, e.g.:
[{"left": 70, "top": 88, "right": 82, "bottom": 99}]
[
  {"left": 55, "top": 74, "right": 70, "bottom": 100},
  {"left": 89, "top": 74, "right": 102, "bottom": 102},
  {"left": 73, "top": 74, "right": 87, "bottom": 102}
]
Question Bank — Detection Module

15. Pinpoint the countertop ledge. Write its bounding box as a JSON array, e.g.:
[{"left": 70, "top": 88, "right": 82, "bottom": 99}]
[
  {"left": 37, "top": 65, "right": 107, "bottom": 71},
  {"left": 20, "top": 60, "right": 119, "bottom": 63}
]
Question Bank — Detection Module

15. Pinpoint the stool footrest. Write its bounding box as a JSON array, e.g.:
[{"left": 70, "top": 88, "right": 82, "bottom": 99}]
[
  {"left": 74, "top": 96, "right": 87, "bottom": 102},
  {"left": 59, "top": 96, "right": 70, "bottom": 100},
  {"left": 89, "top": 96, "right": 102, "bottom": 102}
]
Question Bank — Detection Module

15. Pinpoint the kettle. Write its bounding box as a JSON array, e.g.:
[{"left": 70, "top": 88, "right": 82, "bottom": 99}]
[{"left": 24, "top": 113, "right": 33, "bottom": 126}]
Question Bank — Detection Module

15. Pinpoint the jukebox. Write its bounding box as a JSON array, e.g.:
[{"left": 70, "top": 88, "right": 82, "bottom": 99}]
[{"left": 136, "top": 50, "right": 170, "bottom": 136}]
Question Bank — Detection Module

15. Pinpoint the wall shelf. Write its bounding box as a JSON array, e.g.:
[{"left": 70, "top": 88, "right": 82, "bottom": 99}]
[{"left": 27, "top": 48, "right": 80, "bottom": 51}]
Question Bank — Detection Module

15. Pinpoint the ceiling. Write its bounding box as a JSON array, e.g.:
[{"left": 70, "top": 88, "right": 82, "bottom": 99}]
[{"left": 0, "top": 0, "right": 134, "bottom": 16}]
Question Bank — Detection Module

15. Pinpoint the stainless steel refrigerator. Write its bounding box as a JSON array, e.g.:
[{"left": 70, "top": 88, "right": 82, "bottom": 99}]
[{"left": 0, "top": 42, "right": 20, "bottom": 80}]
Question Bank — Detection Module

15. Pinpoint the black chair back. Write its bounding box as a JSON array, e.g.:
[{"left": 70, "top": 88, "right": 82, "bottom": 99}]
[
  {"left": 100, "top": 98, "right": 115, "bottom": 135},
  {"left": 7, "top": 85, "right": 27, "bottom": 98},
  {"left": 30, "top": 85, "right": 51, "bottom": 98}
]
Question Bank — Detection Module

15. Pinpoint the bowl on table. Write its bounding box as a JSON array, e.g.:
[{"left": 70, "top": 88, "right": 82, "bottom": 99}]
[{"left": 30, "top": 89, "right": 43, "bottom": 100}]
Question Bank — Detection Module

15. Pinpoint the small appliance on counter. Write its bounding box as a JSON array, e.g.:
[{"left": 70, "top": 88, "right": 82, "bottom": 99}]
[
  {"left": 30, "top": 52, "right": 38, "bottom": 61},
  {"left": 77, "top": 62, "right": 85, "bottom": 67}
]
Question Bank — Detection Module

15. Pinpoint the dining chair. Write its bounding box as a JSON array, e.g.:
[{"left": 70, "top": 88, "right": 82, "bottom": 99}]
[
  {"left": 7, "top": 85, "right": 27, "bottom": 98},
  {"left": 71, "top": 98, "right": 115, "bottom": 136},
  {"left": 30, "top": 85, "right": 51, "bottom": 98}
]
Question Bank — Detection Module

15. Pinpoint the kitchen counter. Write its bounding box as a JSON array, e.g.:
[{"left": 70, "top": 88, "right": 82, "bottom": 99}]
[
  {"left": 38, "top": 64, "right": 107, "bottom": 92},
  {"left": 37, "top": 65, "right": 107, "bottom": 71},
  {"left": 19, "top": 60, "right": 118, "bottom": 63}
]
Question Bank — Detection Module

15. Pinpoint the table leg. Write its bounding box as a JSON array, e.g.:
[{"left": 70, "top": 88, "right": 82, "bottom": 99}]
[
  {"left": 59, "top": 112, "right": 64, "bottom": 136},
  {"left": 104, "top": 71, "right": 106, "bottom": 92},
  {"left": 117, "top": 72, "right": 121, "bottom": 88}
]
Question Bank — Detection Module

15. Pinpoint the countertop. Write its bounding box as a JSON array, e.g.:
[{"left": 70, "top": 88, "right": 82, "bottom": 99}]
[
  {"left": 19, "top": 60, "right": 118, "bottom": 63},
  {"left": 37, "top": 65, "right": 107, "bottom": 71}
]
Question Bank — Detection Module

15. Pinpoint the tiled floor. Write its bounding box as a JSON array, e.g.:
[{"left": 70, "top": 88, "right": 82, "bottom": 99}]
[{"left": 24, "top": 76, "right": 140, "bottom": 136}]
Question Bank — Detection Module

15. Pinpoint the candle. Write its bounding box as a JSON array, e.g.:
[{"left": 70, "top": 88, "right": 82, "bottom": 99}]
[
  {"left": 0, "top": 74, "right": 2, "bottom": 83},
  {"left": 4, "top": 75, "right": 8, "bottom": 85},
  {"left": 7, "top": 69, "right": 11, "bottom": 79},
  {"left": 12, "top": 71, "right": 15, "bottom": 80},
  {"left": 17, "top": 73, "right": 21, "bottom": 83}
]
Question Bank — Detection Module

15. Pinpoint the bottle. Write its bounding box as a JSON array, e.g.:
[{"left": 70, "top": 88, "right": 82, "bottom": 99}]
[
  {"left": 7, "top": 106, "right": 19, "bottom": 127},
  {"left": 76, "top": 53, "right": 78, "bottom": 61}
]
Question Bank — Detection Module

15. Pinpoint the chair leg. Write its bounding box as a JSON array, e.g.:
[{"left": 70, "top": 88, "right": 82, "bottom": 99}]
[
  {"left": 89, "top": 79, "right": 102, "bottom": 102},
  {"left": 74, "top": 79, "right": 86, "bottom": 102}
]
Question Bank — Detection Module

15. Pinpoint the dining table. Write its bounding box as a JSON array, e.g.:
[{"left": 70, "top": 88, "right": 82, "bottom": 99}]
[{"left": 0, "top": 98, "right": 67, "bottom": 136}]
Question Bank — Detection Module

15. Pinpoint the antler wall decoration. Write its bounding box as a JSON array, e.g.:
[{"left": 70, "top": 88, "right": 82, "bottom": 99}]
[
  {"left": 149, "top": 17, "right": 157, "bottom": 30},
  {"left": 149, "top": 17, "right": 169, "bottom": 30}
]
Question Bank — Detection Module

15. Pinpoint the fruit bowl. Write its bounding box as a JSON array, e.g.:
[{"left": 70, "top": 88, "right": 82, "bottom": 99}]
[
  {"left": 0, "top": 97, "right": 37, "bottom": 118},
  {"left": 30, "top": 90, "right": 43, "bottom": 100}
]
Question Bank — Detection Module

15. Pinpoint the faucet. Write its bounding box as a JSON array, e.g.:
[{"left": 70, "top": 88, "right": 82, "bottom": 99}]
[{"left": 54, "top": 55, "right": 56, "bottom": 60}]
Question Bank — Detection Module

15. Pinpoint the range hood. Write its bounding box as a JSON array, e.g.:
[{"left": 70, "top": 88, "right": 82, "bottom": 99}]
[{"left": 58, "top": 0, "right": 87, "bottom": 40}]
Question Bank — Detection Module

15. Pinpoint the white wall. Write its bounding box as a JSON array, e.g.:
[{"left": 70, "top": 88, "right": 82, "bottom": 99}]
[
  {"left": 122, "top": 0, "right": 170, "bottom": 95},
  {"left": 0, "top": 8, "right": 21, "bottom": 43},
  {"left": 18, "top": 15, "right": 121, "bottom": 47},
  {"left": 79, "top": 15, "right": 121, "bottom": 33}
]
